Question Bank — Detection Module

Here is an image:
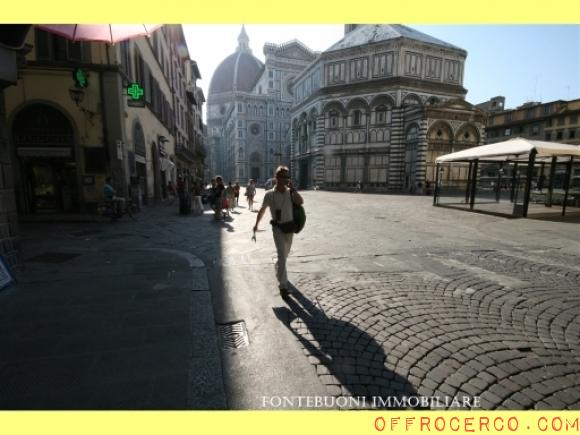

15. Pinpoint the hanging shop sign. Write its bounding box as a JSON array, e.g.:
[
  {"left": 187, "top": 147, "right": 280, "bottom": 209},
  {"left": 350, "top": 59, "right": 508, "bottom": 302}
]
[{"left": 127, "top": 82, "right": 145, "bottom": 107}]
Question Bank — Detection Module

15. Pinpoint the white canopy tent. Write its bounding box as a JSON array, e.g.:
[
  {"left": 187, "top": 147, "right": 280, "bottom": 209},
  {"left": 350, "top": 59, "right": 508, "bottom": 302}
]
[
  {"left": 436, "top": 137, "right": 580, "bottom": 163},
  {"left": 433, "top": 137, "right": 580, "bottom": 217}
]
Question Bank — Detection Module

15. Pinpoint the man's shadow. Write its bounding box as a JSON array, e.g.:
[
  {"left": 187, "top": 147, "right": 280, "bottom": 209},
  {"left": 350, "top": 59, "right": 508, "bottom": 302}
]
[{"left": 273, "top": 285, "right": 418, "bottom": 409}]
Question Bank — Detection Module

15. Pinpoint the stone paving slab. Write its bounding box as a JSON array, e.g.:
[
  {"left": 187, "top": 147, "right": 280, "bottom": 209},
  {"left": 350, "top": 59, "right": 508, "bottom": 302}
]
[{"left": 0, "top": 211, "right": 226, "bottom": 409}]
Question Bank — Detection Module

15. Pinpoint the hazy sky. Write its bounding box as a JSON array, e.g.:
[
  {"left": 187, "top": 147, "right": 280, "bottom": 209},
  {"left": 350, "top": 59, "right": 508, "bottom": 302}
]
[{"left": 183, "top": 24, "right": 580, "bottom": 118}]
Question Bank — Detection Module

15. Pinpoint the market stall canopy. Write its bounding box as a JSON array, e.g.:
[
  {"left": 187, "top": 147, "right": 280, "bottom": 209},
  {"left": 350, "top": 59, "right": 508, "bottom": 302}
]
[
  {"left": 35, "top": 24, "right": 161, "bottom": 44},
  {"left": 436, "top": 137, "right": 580, "bottom": 163}
]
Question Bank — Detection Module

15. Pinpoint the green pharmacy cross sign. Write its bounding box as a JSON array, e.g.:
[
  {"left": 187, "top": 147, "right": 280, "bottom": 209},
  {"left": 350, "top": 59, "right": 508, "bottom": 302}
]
[
  {"left": 127, "top": 83, "right": 144, "bottom": 101},
  {"left": 73, "top": 68, "right": 88, "bottom": 88}
]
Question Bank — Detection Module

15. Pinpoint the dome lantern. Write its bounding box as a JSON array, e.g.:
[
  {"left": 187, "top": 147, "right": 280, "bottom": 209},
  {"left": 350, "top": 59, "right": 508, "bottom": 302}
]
[{"left": 237, "top": 25, "right": 251, "bottom": 53}]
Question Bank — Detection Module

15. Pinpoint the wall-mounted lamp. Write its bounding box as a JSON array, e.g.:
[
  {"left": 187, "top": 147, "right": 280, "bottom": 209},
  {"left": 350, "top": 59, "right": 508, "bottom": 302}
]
[
  {"left": 69, "top": 88, "right": 96, "bottom": 124},
  {"left": 69, "top": 88, "right": 84, "bottom": 105}
]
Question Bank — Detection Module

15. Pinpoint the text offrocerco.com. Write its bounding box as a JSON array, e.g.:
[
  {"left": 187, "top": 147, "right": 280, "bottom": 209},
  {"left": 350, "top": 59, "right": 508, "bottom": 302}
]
[{"left": 374, "top": 416, "right": 579, "bottom": 433}]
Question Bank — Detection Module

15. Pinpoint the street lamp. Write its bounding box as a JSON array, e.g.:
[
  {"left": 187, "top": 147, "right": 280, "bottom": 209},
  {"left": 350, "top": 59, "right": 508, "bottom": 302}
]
[
  {"left": 68, "top": 88, "right": 84, "bottom": 105},
  {"left": 68, "top": 88, "right": 96, "bottom": 123}
]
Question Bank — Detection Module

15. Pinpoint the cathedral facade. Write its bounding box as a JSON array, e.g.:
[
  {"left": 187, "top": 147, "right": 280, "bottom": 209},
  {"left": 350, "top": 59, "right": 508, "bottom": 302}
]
[
  {"left": 207, "top": 27, "right": 316, "bottom": 183},
  {"left": 290, "top": 25, "right": 487, "bottom": 192}
]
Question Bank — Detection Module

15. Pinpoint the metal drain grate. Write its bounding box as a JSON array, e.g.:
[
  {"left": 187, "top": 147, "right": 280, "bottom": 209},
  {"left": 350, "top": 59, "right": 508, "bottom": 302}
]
[
  {"left": 26, "top": 252, "right": 80, "bottom": 263},
  {"left": 217, "top": 321, "right": 249, "bottom": 350}
]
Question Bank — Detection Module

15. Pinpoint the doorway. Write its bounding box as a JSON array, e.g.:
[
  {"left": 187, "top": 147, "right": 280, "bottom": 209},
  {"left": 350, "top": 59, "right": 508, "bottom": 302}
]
[
  {"left": 12, "top": 103, "right": 78, "bottom": 214},
  {"left": 24, "top": 160, "right": 78, "bottom": 213},
  {"left": 299, "top": 159, "right": 309, "bottom": 189},
  {"left": 251, "top": 167, "right": 260, "bottom": 183}
]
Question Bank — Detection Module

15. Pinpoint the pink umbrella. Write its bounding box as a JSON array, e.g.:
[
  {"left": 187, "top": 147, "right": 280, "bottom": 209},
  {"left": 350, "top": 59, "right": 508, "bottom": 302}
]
[{"left": 35, "top": 24, "right": 162, "bottom": 44}]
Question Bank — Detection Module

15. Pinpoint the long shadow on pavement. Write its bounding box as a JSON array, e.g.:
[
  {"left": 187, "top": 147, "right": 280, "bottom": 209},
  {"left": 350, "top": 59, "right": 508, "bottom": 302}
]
[{"left": 273, "top": 286, "right": 418, "bottom": 409}]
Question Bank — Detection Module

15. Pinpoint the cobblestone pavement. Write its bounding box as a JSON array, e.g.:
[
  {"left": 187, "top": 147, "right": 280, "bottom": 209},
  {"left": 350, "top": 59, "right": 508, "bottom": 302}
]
[
  {"left": 242, "top": 192, "right": 580, "bottom": 410},
  {"left": 5, "top": 191, "right": 579, "bottom": 410}
]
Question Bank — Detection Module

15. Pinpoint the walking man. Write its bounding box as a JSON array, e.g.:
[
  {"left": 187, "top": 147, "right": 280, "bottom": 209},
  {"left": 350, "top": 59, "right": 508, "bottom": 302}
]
[{"left": 253, "top": 166, "right": 303, "bottom": 298}]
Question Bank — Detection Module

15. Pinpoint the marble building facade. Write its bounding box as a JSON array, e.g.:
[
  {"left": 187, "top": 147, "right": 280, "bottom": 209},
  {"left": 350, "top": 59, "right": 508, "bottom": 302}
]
[
  {"left": 290, "top": 24, "right": 487, "bottom": 192},
  {"left": 207, "top": 27, "right": 316, "bottom": 183}
]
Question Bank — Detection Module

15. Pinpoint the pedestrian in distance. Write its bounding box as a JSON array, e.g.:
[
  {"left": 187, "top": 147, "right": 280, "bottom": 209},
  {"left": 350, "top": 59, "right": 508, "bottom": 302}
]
[
  {"left": 214, "top": 176, "right": 226, "bottom": 220},
  {"left": 246, "top": 179, "right": 256, "bottom": 211},
  {"left": 208, "top": 178, "right": 217, "bottom": 212},
  {"left": 226, "top": 181, "right": 236, "bottom": 212},
  {"left": 234, "top": 182, "right": 241, "bottom": 206},
  {"left": 103, "top": 176, "right": 126, "bottom": 215},
  {"left": 537, "top": 173, "right": 546, "bottom": 192},
  {"left": 192, "top": 181, "right": 204, "bottom": 215},
  {"left": 167, "top": 180, "right": 176, "bottom": 204},
  {"left": 253, "top": 166, "right": 304, "bottom": 298}
]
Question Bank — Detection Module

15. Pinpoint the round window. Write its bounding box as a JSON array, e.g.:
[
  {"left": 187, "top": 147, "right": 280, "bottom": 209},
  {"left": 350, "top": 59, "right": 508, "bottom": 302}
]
[{"left": 250, "top": 123, "right": 261, "bottom": 136}]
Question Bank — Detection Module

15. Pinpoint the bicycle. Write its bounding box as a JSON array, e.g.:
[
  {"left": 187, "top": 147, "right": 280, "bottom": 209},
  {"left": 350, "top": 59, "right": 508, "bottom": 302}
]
[{"left": 98, "top": 197, "right": 136, "bottom": 221}]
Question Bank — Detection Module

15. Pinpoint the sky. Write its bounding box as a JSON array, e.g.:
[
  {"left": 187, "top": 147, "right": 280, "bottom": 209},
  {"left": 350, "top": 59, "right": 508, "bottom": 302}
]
[{"left": 183, "top": 24, "right": 580, "bottom": 120}]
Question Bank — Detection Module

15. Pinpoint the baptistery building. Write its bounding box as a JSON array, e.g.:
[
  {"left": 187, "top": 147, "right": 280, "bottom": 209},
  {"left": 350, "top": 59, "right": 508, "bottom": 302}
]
[
  {"left": 290, "top": 24, "right": 486, "bottom": 191},
  {"left": 207, "top": 26, "right": 317, "bottom": 183}
]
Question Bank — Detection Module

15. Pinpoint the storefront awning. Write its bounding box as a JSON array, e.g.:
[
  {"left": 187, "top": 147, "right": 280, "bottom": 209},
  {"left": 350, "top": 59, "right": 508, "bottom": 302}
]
[{"left": 160, "top": 157, "right": 175, "bottom": 172}]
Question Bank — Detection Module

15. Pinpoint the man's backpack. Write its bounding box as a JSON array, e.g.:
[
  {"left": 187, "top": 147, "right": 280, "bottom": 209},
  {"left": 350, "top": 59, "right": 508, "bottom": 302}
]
[
  {"left": 290, "top": 188, "right": 306, "bottom": 234},
  {"left": 292, "top": 202, "right": 306, "bottom": 234},
  {"left": 271, "top": 189, "right": 306, "bottom": 234}
]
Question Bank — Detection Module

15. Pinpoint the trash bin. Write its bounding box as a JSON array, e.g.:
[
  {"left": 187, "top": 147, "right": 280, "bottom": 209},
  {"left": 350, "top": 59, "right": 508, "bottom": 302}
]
[{"left": 179, "top": 193, "right": 191, "bottom": 215}]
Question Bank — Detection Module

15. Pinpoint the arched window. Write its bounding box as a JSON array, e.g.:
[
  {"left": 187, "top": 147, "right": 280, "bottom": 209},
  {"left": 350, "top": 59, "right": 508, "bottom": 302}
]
[
  {"left": 330, "top": 110, "right": 339, "bottom": 128},
  {"left": 376, "top": 105, "right": 387, "bottom": 124},
  {"left": 133, "top": 122, "right": 146, "bottom": 156},
  {"left": 353, "top": 110, "right": 361, "bottom": 126}
]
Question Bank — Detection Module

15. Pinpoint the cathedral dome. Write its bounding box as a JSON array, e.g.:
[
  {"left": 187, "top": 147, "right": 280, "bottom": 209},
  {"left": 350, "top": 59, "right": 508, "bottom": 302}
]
[{"left": 209, "top": 26, "right": 264, "bottom": 96}]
